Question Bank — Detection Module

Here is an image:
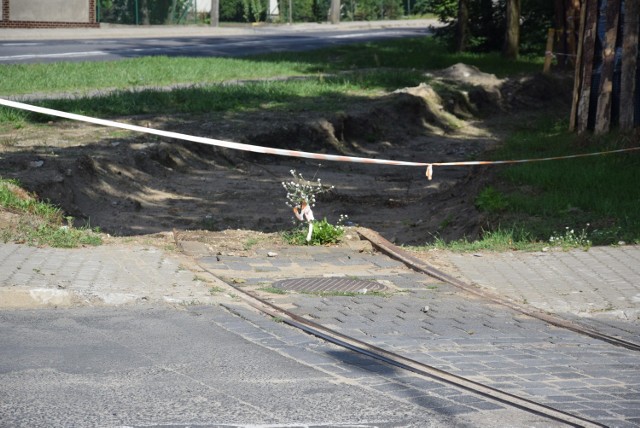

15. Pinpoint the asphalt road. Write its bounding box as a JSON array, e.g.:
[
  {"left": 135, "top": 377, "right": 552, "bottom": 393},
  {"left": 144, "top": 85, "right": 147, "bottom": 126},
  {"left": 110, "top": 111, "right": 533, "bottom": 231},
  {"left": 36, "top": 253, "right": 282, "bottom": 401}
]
[
  {"left": 0, "top": 305, "right": 464, "bottom": 427},
  {"left": 0, "top": 27, "right": 431, "bottom": 64}
]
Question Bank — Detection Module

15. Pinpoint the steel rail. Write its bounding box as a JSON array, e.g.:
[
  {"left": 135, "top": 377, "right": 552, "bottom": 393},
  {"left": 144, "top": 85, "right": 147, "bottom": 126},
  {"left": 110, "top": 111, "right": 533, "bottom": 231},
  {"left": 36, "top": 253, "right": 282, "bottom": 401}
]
[
  {"left": 198, "top": 261, "right": 605, "bottom": 428},
  {"left": 357, "top": 227, "right": 640, "bottom": 352}
]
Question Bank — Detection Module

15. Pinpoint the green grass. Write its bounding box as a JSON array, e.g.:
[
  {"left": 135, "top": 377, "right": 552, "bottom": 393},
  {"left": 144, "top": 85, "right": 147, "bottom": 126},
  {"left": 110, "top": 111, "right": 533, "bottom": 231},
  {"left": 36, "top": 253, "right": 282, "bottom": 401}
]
[
  {"left": 0, "top": 38, "right": 542, "bottom": 99},
  {"left": 0, "top": 37, "right": 543, "bottom": 125},
  {"left": 0, "top": 178, "right": 102, "bottom": 248},
  {"left": 283, "top": 218, "right": 345, "bottom": 246},
  {"left": 251, "top": 37, "right": 543, "bottom": 77},
  {"left": 440, "top": 116, "right": 640, "bottom": 250},
  {"left": 424, "top": 227, "right": 546, "bottom": 252},
  {"left": 258, "top": 286, "right": 287, "bottom": 295},
  {"left": 0, "top": 72, "right": 424, "bottom": 123},
  {"left": 301, "top": 290, "right": 391, "bottom": 297},
  {"left": 4, "top": 37, "right": 619, "bottom": 252},
  {"left": 0, "top": 56, "right": 307, "bottom": 96}
]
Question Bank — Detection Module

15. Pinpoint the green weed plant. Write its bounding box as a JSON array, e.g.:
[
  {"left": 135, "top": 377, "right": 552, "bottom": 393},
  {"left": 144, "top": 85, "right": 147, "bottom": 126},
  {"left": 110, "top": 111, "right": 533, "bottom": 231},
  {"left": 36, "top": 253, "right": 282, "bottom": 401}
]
[{"left": 284, "top": 218, "right": 345, "bottom": 246}]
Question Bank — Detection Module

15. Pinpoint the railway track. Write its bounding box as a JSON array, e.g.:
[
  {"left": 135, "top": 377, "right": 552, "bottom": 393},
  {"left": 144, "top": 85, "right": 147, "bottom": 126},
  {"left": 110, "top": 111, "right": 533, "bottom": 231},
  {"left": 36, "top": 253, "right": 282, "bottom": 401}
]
[
  {"left": 187, "top": 227, "right": 640, "bottom": 427},
  {"left": 193, "top": 235, "right": 629, "bottom": 427},
  {"left": 357, "top": 228, "right": 640, "bottom": 353}
]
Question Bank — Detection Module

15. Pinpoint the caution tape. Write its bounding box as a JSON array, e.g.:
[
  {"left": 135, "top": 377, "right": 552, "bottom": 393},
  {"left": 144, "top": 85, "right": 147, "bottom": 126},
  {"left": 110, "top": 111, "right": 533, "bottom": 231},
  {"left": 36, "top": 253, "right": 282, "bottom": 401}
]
[
  {"left": 1, "top": 98, "right": 639, "bottom": 181},
  {"left": 0, "top": 98, "right": 429, "bottom": 168}
]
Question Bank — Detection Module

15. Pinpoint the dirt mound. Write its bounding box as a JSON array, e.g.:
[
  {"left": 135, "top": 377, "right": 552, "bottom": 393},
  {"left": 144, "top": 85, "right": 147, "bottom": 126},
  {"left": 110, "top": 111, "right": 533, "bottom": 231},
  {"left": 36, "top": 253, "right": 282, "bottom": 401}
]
[
  {"left": 0, "top": 67, "right": 571, "bottom": 245},
  {"left": 430, "top": 63, "right": 504, "bottom": 87}
]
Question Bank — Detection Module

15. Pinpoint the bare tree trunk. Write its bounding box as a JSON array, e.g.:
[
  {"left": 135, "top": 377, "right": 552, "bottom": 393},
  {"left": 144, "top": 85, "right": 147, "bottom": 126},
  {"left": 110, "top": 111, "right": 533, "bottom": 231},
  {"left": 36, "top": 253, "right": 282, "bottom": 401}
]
[
  {"left": 503, "top": 0, "right": 520, "bottom": 59},
  {"left": 554, "top": 0, "right": 581, "bottom": 68},
  {"left": 211, "top": 0, "right": 219, "bottom": 26},
  {"left": 620, "top": 0, "right": 639, "bottom": 130},
  {"left": 140, "top": 0, "right": 150, "bottom": 25},
  {"left": 570, "top": 0, "right": 587, "bottom": 131},
  {"left": 455, "top": 0, "right": 469, "bottom": 52},
  {"left": 594, "top": 0, "right": 621, "bottom": 134},
  {"left": 329, "top": 0, "right": 340, "bottom": 24},
  {"left": 575, "top": 0, "right": 598, "bottom": 133}
]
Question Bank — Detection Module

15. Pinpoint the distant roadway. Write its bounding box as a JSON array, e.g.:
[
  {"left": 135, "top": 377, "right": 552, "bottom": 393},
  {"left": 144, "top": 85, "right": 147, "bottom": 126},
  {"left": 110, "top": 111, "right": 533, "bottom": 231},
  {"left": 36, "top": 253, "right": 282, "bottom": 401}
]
[{"left": 0, "top": 23, "right": 434, "bottom": 64}]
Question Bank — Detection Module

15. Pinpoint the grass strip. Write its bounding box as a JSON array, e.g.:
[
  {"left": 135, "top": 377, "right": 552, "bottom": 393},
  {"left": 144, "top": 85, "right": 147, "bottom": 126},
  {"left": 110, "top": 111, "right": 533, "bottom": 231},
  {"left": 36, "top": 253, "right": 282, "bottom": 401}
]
[
  {"left": 0, "top": 178, "right": 102, "bottom": 248},
  {"left": 0, "top": 37, "right": 542, "bottom": 98},
  {"left": 0, "top": 71, "right": 426, "bottom": 123},
  {"left": 431, "top": 116, "right": 640, "bottom": 251}
]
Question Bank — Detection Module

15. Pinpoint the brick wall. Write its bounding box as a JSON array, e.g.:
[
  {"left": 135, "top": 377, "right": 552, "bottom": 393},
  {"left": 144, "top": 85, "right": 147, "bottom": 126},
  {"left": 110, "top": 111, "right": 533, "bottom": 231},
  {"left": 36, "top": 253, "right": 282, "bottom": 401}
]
[
  {"left": 0, "top": 0, "right": 98, "bottom": 28},
  {"left": 2, "top": 0, "right": 9, "bottom": 22}
]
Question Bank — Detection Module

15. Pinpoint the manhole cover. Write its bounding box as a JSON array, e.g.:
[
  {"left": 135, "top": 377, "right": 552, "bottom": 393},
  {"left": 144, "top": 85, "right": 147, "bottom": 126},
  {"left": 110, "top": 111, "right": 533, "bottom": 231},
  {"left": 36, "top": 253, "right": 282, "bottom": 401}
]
[{"left": 272, "top": 277, "right": 387, "bottom": 293}]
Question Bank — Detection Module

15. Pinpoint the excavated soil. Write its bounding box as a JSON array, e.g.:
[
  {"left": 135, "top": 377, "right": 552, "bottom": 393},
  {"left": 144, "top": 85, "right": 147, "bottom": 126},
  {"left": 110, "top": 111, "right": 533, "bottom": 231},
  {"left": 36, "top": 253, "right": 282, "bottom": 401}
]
[{"left": 0, "top": 66, "right": 572, "bottom": 248}]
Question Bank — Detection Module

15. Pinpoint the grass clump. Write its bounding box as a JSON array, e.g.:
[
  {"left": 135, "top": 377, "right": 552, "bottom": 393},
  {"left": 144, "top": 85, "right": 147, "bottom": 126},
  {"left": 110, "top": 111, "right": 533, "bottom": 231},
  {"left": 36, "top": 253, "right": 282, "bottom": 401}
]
[
  {"left": 258, "top": 286, "right": 287, "bottom": 295},
  {"left": 283, "top": 218, "right": 345, "bottom": 246},
  {"left": 426, "top": 227, "right": 545, "bottom": 253},
  {"left": 0, "top": 178, "right": 102, "bottom": 248},
  {"left": 475, "top": 186, "right": 509, "bottom": 213}
]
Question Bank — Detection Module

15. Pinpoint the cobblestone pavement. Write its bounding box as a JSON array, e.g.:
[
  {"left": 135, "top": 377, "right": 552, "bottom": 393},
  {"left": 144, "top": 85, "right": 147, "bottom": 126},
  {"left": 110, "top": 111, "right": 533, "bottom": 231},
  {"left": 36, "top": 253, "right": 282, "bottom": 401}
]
[
  {"left": 200, "top": 245, "right": 640, "bottom": 428},
  {"left": 1, "top": 241, "right": 640, "bottom": 426},
  {"left": 0, "top": 242, "right": 216, "bottom": 307},
  {"left": 444, "top": 247, "right": 640, "bottom": 341}
]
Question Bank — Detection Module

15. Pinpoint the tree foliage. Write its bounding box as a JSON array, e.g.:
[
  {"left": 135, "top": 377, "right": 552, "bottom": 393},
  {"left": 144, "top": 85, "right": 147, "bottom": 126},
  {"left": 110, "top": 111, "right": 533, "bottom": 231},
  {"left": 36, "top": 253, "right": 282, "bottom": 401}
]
[
  {"left": 423, "top": 0, "right": 555, "bottom": 56},
  {"left": 98, "top": 0, "right": 195, "bottom": 24},
  {"left": 341, "top": 0, "right": 404, "bottom": 21}
]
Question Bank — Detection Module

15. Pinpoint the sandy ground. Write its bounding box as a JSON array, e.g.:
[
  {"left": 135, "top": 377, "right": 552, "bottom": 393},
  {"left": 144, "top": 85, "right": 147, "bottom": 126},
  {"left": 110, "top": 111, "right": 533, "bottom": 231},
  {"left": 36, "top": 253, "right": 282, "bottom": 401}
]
[{"left": 0, "top": 67, "right": 572, "bottom": 248}]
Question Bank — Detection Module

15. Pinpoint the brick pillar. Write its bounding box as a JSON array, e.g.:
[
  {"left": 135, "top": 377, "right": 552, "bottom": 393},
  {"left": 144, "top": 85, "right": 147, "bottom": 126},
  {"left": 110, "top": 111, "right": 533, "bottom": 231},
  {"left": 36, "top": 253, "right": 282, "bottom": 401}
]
[
  {"left": 88, "top": 0, "right": 96, "bottom": 23},
  {"left": 2, "top": 0, "right": 9, "bottom": 22}
]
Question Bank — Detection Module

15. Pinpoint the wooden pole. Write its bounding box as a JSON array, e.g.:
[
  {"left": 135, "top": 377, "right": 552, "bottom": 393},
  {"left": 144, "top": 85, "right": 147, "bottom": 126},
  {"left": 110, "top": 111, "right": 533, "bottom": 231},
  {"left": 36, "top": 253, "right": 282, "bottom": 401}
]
[
  {"left": 329, "top": 0, "right": 340, "bottom": 24},
  {"left": 543, "top": 28, "right": 555, "bottom": 73},
  {"left": 594, "top": 0, "right": 621, "bottom": 134},
  {"left": 576, "top": 0, "right": 598, "bottom": 133},
  {"left": 620, "top": 0, "right": 639, "bottom": 130},
  {"left": 210, "top": 0, "right": 219, "bottom": 27},
  {"left": 570, "top": 0, "right": 588, "bottom": 131},
  {"left": 503, "top": 0, "right": 521, "bottom": 59},
  {"left": 455, "top": 0, "right": 469, "bottom": 52}
]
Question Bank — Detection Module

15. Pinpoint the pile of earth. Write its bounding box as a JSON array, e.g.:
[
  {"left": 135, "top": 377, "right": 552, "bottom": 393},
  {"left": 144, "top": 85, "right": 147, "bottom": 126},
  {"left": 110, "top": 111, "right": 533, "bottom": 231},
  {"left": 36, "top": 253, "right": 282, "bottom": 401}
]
[{"left": 0, "top": 65, "right": 573, "bottom": 246}]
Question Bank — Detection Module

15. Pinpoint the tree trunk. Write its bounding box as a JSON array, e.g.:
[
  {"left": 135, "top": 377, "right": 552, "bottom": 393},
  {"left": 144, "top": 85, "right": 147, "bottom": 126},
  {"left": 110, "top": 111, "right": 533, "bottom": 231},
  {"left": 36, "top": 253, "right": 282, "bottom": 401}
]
[
  {"left": 503, "top": 0, "right": 520, "bottom": 59},
  {"left": 553, "top": 0, "right": 566, "bottom": 66},
  {"left": 575, "top": 0, "right": 598, "bottom": 133},
  {"left": 210, "top": 0, "right": 219, "bottom": 26},
  {"left": 554, "top": 0, "right": 581, "bottom": 68},
  {"left": 570, "top": 0, "right": 588, "bottom": 131},
  {"left": 140, "top": 0, "right": 150, "bottom": 25},
  {"left": 620, "top": 0, "right": 639, "bottom": 130},
  {"left": 329, "top": 0, "right": 340, "bottom": 24},
  {"left": 455, "top": 0, "right": 469, "bottom": 52},
  {"left": 594, "top": 0, "right": 621, "bottom": 134}
]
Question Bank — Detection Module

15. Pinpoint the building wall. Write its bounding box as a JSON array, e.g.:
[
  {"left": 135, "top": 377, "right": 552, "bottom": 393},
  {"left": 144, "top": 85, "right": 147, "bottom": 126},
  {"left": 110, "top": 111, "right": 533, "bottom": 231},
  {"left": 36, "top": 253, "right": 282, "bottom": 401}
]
[
  {"left": 195, "top": 0, "right": 212, "bottom": 13},
  {"left": 0, "top": 0, "right": 98, "bottom": 28}
]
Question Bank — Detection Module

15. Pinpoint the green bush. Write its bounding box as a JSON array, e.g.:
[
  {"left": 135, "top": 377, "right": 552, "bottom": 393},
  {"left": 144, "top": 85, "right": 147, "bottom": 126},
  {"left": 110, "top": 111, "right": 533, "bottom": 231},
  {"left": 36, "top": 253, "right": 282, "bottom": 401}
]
[
  {"left": 276, "top": 0, "right": 328, "bottom": 22},
  {"left": 342, "top": 0, "right": 404, "bottom": 21},
  {"left": 98, "top": 0, "right": 196, "bottom": 24},
  {"left": 424, "top": 0, "right": 555, "bottom": 55}
]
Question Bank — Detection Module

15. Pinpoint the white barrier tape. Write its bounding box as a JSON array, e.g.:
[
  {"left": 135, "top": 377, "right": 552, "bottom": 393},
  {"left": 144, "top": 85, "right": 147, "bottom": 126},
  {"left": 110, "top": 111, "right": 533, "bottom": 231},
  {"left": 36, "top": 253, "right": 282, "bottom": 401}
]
[
  {"left": 433, "top": 147, "right": 640, "bottom": 167},
  {"left": 2, "top": 98, "right": 639, "bottom": 181},
  {"left": 0, "top": 98, "right": 429, "bottom": 168}
]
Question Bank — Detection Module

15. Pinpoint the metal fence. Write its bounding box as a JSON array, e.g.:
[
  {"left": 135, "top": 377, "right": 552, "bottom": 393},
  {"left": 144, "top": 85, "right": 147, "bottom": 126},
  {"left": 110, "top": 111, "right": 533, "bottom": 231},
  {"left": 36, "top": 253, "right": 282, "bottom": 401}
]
[{"left": 96, "top": 0, "right": 206, "bottom": 25}]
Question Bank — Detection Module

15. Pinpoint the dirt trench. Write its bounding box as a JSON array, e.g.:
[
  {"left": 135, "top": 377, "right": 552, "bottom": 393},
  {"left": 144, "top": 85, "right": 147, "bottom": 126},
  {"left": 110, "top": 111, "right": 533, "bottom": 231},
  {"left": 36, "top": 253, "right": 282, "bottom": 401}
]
[{"left": 0, "top": 67, "right": 572, "bottom": 246}]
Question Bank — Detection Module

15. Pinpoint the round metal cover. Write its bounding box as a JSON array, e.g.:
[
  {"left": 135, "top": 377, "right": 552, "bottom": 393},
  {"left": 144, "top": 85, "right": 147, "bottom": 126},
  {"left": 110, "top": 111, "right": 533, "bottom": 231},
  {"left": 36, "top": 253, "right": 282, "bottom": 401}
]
[{"left": 272, "top": 277, "right": 387, "bottom": 293}]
